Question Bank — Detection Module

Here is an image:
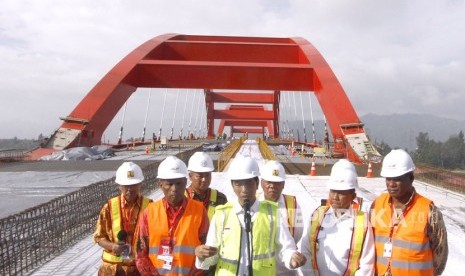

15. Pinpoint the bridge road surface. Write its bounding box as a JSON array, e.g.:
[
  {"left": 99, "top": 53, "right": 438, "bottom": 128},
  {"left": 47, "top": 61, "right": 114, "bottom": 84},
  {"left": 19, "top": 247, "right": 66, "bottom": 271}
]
[{"left": 29, "top": 140, "right": 465, "bottom": 275}]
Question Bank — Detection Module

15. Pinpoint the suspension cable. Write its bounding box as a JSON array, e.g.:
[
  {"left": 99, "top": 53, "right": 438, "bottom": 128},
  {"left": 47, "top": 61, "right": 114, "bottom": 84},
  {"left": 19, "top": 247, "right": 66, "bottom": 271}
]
[
  {"left": 199, "top": 91, "right": 206, "bottom": 138},
  {"left": 180, "top": 90, "right": 189, "bottom": 139},
  {"left": 292, "top": 91, "right": 299, "bottom": 140},
  {"left": 117, "top": 101, "right": 128, "bottom": 144},
  {"left": 193, "top": 90, "right": 202, "bottom": 139},
  {"left": 141, "top": 89, "right": 151, "bottom": 142},
  {"left": 308, "top": 92, "right": 316, "bottom": 144},
  {"left": 299, "top": 91, "right": 307, "bottom": 142},
  {"left": 284, "top": 92, "right": 292, "bottom": 140},
  {"left": 187, "top": 90, "right": 196, "bottom": 139},
  {"left": 158, "top": 88, "right": 168, "bottom": 140},
  {"left": 170, "top": 89, "right": 180, "bottom": 140}
]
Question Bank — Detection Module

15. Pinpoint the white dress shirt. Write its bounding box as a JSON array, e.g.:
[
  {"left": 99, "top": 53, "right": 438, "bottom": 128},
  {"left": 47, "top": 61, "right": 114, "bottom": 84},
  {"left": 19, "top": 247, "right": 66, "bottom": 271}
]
[
  {"left": 298, "top": 206, "right": 375, "bottom": 276},
  {"left": 259, "top": 193, "right": 304, "bottom": 276},
  {"left": 196, "top": 199, "right": 298, "bottom": 275}
]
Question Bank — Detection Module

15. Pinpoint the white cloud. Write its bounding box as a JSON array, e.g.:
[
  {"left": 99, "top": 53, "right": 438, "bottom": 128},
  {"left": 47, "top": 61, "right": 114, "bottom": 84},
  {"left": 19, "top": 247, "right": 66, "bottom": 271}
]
[{"left": 0, "top": 0, "right": 464, "bottom": 139}]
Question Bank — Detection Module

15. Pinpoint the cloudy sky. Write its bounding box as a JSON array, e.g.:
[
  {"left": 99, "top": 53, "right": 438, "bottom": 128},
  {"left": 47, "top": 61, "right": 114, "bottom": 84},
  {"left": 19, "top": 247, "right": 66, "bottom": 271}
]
[{"left": 1, "top": 0, "right": 464, "bottom": 140}]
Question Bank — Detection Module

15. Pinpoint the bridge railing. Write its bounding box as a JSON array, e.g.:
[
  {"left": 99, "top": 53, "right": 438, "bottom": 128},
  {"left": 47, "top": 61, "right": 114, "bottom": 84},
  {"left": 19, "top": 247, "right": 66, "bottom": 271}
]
[
  {"left": 415, "top": 164, "right": 465, "bottom": 195},
  {"left": 256, "top": 138, "right": 276, "bottom": 161},
  {"left": 217, "top": 137, "right": 244, "bottom": 172},
  {"left": 0, "top": 148, "right": 199, "bottom": 276}
]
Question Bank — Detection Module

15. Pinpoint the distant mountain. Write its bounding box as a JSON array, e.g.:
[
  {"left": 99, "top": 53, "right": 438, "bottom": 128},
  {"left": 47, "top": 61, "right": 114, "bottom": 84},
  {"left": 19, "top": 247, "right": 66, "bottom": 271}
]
[{"left": 360, "top": 113, "right": 465, "bottom": 151}]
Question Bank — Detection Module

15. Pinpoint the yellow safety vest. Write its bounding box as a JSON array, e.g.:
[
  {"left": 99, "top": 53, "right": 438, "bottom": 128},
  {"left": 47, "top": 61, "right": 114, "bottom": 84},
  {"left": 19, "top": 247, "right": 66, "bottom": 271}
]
[
  {"left": 102, "top": 196, "right": 150, "bottom": 264},
  {"left": 283, "top": 194, "right": 297, "bottom": 237},
  {"left": 186, "top": 188, "right": 219, "bottom": 221},
  {"left": 214, "top": 201, "right": 278, "bottom": 276},
  {"left": 309, "top": 206, "right": 367, "bottom": 276}
]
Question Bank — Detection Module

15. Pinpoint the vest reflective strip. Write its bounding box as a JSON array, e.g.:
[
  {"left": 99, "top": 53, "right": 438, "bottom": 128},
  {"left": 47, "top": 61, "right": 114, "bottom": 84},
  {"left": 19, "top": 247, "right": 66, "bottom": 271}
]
[
  {"left": 218, "top": 256, "right": 239, "bottom": 265},
  {"left": 215, "top": 202, "right": 277, "bottom": 275},
  {"left": 377, "top": 256, "right": 434, "bottom": 270},
  {"left": 309, "top": 206, "right": 329, "bottom": 274},
  {"left": 283, "top": 194, "right": 296, "bottom": 237},
  {"left": 375, "top": 235, "right": 431, "bottom": 251},
  {"left": 345, "top": 211, "right": 367, "bottom": 276},
  {"left": 207, "top": 189, "right": 218, "bottom": 221},
  {"left": 149, "top": 245, "right": 196, "bottom": 255},
  {"left": 157, "top": 266, "right": 191, "bottom": 275},
  {"left": 103, "top": 196, "right": 150, "bottom": 263}
]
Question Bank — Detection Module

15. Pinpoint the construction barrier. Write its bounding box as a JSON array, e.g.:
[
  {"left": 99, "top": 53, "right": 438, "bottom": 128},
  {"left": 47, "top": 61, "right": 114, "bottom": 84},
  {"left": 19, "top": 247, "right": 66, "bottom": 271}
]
[
  {"left": 217, "top": 137, "right": 245, "bottom": 172},
  {"left": 256, "top": 138, "right": 276, "bottom": 161}
]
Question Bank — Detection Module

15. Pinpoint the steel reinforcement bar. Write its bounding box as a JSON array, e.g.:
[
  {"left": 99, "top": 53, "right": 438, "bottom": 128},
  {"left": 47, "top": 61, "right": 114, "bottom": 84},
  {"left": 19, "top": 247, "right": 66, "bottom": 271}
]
[{"left": 0, "top": 148, "right": 199, "bottom": 276}]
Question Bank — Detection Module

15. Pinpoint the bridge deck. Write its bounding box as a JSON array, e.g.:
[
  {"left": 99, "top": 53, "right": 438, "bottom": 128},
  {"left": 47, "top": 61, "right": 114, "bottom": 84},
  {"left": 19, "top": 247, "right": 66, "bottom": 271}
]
[{"left": 24, "top": 140, "right": 464, "bottom": 276}]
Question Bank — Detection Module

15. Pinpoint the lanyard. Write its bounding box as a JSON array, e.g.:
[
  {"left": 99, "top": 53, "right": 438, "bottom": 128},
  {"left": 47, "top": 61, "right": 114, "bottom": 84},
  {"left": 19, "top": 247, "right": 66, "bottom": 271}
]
[
  {"left": 167, "top": 203, "right": 185, "bottom": 240},
  {"left": 121, "top": 198, "right": 139, "bottom": 234}
]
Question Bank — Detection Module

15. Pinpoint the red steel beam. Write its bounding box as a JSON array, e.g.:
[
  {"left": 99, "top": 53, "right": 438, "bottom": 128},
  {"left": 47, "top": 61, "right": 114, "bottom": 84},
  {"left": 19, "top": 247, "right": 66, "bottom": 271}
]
[
  {"left": 213, "top": 110, "right": 275, "bottom": 120},
  {"left": 211, "top": 92, "right": 274, "bottom": 104}
]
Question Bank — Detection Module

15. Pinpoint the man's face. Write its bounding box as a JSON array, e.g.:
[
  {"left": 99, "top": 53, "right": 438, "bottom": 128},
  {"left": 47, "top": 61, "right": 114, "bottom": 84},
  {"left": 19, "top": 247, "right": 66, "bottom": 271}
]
[
  {"left": 385, "top": 173, "right": 414, "bottom": 200},
  {"left": 329, "top": 189, "right": 356, "bottom": 210},
  {"left": 260, "top": 179, "right": 284, "bottom": 202},
  {"left": 119, "top": 183, "right": 142, "bottom": 203},
  {"left": 232, "top": 178, "right": 258, "bottom": 206},
  {"left": 159, "top": 178, "right": 187, "bottom": 206},
  {"left": 188, "top": 171, "right": 212, "bottom": 193}
]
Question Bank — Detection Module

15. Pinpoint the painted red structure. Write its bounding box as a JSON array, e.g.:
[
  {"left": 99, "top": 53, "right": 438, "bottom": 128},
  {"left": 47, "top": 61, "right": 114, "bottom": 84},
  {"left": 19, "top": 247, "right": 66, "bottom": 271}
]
[{"left": 44, "top": 33, "right": 379, "bottom": 163}]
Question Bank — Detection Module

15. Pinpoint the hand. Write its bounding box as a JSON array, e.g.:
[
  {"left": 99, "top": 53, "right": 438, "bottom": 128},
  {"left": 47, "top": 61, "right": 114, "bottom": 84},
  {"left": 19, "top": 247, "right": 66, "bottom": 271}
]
[
  {"left": 195, "top": 245, "right": 218, "bottom": 260},
  {"left": 290, "top": 251, "right": 306, "bottom": 269},
  {"left": 112, "top": 242, "right": 126, "bottom": 256}
]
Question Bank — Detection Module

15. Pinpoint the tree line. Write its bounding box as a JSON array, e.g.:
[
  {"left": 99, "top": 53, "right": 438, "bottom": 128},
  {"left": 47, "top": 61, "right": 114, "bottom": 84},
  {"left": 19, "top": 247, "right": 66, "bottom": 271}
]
[{"left": 375, "top": 131, "right": 465, "bottom": 170}]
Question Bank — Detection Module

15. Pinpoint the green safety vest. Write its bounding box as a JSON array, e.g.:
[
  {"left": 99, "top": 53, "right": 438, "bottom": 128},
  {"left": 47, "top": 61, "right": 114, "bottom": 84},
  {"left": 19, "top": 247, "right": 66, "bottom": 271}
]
[
  {"left": 102, "top": 196, "right": 150, "bottom": 264},
  {"left": 214, "top": 201, "right": 278, "bottom": 276},
  {"left": 309, "top": 205, "right": 367, "bottom": 276}
]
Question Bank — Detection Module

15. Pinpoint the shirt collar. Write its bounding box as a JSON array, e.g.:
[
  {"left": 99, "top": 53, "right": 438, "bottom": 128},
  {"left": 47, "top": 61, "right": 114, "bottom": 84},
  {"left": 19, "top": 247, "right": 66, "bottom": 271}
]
[
  {"left": 120, "top": 195, "right": 142, "bottom": 208},
  {"left": 162, "top": 196, "right": 188, "bottom": 211},
  {"left": 233, "top": 198, "right": 259, "bottom": 214}
]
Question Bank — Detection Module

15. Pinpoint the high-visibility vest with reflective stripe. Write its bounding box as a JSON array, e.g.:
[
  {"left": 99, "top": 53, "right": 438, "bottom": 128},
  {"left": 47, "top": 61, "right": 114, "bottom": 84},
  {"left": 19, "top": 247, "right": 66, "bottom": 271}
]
[
  {"left": 309, "top": 205, "right": 368, "bottom": 276},
  {"left": 214, "top": 201, "right": 278, "bottom": 276},
  {"left": 185, "top": 188, "right": 219, "bottom": 221},
  {"left": 326, "top": 196, "right": 363, "bottom": 211},
  {"left": 147, "top": 199, "right": 204, "bottom": 275},
  {"left": 283, "top": 194, "right": 297, "bottom": 237},
  {"left": 372, "top": 192, "right": 434, "bottom": 276},
  {"left": 102, "top": 196, "right": 151, "bottom": 264}
]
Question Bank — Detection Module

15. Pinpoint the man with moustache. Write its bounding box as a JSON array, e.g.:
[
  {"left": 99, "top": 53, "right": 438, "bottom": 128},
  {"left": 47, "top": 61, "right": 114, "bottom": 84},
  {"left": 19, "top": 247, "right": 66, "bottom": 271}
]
[
  {"left": 299, "top": 159, "right": 375, "bottom": 276},
  {"left": 259, "top": 160, "right": 304, "bottom": 276},
  {"left": 195, "top": 155, "right": 306, "bottom": 275},
  {"left": 370, "top": 149, "right": 448, "bottom": 276},
  {"left": 94, "top": 162, "right": 152, "bottom": 276},
  {"left": 136, "top": 156, "right": 209, "bottom": 275}
]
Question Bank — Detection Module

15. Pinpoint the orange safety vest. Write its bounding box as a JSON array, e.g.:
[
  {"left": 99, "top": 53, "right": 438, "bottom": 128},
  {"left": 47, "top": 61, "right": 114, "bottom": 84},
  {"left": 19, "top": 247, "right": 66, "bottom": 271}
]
[
  {"left": 102, "top": 195, "right": 151, "bottom": 264},
  {"left": 146, "top": 199, "right": 204, "bottom": 275},
  {"left": 185, "top": 187, "right": 219, "bottom": 221},
  {"left": 309, "top": 205, "right": 368, "bottom": 276},
  {"left": 372, "top": 192, "right": 434, "bottom": 276},
  {"left": 283, "top": 194, "right": 297, "bottom": 237}
]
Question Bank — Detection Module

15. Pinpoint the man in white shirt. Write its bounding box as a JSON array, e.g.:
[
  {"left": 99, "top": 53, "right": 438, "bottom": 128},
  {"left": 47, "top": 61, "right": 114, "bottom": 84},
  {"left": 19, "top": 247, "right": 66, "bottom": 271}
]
[
  {"left": 299, "top": 159, "right": 375, "bottom": 276},
  {"left": 195, "top": 155, "right": 306, "bottom": 275},
  {"left": 259, "top": 160, "right": 304, "bottom": 276}
]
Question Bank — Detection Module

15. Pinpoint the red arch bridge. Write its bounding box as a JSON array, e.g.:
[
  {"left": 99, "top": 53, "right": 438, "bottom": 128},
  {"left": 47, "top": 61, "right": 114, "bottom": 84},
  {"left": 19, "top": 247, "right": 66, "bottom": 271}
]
[{"left": 40, "top": 34, "right": 381, "bottom": 164}]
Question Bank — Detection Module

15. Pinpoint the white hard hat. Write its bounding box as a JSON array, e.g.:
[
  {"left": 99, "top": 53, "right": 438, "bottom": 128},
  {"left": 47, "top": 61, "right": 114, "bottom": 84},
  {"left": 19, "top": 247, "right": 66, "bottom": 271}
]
[
  {"left": 327, "top": 160, "right": 358, "bottom": 190},
  {"left": 115, "top": 162, "right": 144, "bottom": 186},
  {"left": 157, "top": 156, "right": 188, "bottom": 179},
  {"left": 261, "top": 160, "right": 286, "bottom": 182},
  {"left": 381, "top": 149, "right": 415, "bottom": 177},
  {"left": 188, "top": 152, "right": 214, "bottom": 172},
  {"left": 228, "top": 155, "right": 260, "bottom": 180}
]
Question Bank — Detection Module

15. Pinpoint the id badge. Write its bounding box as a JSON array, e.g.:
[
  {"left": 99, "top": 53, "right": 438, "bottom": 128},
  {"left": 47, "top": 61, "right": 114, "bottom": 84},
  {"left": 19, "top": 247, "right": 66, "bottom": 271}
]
[
  {"left": 383, "top": 241, "right": 392, "bottom": 258},
  {"left": 157, "top": 236, "right": 174, "bottom": 269}
]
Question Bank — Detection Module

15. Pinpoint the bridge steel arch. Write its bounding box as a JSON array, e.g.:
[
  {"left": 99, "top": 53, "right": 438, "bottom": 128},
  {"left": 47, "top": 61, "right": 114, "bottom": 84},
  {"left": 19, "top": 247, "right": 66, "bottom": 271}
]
[{"left": 45, "top": 33, "right": 376, "bottom": 163}]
